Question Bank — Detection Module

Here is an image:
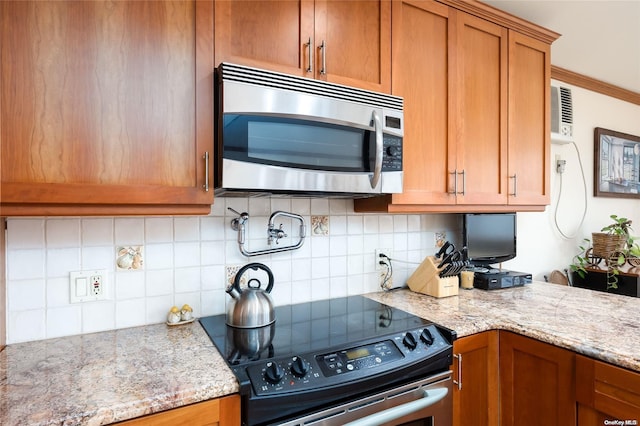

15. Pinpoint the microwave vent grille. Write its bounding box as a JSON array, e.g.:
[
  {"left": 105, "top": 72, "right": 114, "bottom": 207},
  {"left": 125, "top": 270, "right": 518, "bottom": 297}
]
[{"left": 218, "top": 62, "right": 403, "bottom": 111}]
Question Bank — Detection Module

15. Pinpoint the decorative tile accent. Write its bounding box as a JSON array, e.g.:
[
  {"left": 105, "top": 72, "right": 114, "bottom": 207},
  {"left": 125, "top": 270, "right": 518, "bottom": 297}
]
[
  {"left": 311, "top": 215, "right": 329, "bottom": 235},
  {"left": 225, "top": 265, "right": 246, "bottom": 289},
  {"left": 116, "top": 246, "right": 144, "bottom": 270},
  {"left": 435, "top": 232, "right": 447, "bottom": 247}
]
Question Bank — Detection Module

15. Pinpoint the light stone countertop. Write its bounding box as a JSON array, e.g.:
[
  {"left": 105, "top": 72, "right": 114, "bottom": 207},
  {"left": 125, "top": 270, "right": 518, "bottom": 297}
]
[
  {"left": 0, "top": 321, "right": 238, "bottom": 426},
  {"left": 1, "top": 281, "right": 638, "bottom": 425},
  {"left": 366, "top": 281, "right": 640, "bottom": 372}
]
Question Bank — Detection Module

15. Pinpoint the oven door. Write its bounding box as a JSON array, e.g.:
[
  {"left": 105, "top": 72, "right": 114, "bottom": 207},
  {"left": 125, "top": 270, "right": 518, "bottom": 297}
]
[{"left": 275, "top": 371, "right": 452, "bottom": 426}]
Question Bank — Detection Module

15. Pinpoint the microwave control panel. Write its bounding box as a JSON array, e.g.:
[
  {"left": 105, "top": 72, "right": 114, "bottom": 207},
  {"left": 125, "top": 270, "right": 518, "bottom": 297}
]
[{"left": 382, "top": 135, "right": 402, "bottom": 171}]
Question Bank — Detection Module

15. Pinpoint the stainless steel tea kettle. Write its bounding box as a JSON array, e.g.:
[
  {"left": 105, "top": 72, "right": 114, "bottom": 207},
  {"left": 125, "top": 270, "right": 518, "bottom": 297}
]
[{"left": 226, "top": 263, "right": 275, "bottom": 328}]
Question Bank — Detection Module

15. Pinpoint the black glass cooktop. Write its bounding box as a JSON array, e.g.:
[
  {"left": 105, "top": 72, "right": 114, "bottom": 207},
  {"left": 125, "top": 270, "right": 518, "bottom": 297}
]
[{"left": 199, "top": 295, "right": 433, "bottom": 366}]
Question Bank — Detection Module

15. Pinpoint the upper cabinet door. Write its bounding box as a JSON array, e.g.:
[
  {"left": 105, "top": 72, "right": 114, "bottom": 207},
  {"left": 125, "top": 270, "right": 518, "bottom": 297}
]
[
  {"left": 314, "top": 0, "right": 391, "bottom": 93},
  {"left": 214, "top": 0, "right": 314, "bottom": 77},
  {"left": 386, "top": 0, "right": 453, "bottom": 206},
  {"left": 214, "top": 0, "right": 391, "bottom": 93},
  {"left": 507, "top": 31, "right": 551, "bottom": 206},
  {"left": 0, "top": 1, "right": 214, "bottom": 216},
  {"left": 452, "top": 11, "right": 508, "bottom": 206}
]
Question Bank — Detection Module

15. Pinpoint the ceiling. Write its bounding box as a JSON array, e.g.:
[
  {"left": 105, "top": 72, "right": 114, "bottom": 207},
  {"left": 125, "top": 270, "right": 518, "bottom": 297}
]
[{"left": 482, "top": 1, "right": 640, "bottom": 94}]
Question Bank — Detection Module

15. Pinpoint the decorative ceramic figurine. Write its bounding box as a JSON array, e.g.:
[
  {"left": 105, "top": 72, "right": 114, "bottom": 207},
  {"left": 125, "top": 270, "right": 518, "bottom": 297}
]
[
  {"left": 117, "top": 246, "right": 143, "bottom": 270},
  {"left": 180, "top": 304, "right": 193, "bottom": 321},
  {"left": 167, "top": 306, "right": 181, "bottom": 324}
]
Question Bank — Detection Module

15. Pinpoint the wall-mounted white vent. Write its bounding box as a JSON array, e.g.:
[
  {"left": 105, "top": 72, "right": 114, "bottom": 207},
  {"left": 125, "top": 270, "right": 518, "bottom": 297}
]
[{"left": 550, "top": 84, "right": 574, "bottom": 144}]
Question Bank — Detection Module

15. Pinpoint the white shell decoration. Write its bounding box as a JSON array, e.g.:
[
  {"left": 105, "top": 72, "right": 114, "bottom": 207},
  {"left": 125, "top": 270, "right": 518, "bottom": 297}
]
[{"left": 117, "top": 246, "right": 144, "bottom": 270}]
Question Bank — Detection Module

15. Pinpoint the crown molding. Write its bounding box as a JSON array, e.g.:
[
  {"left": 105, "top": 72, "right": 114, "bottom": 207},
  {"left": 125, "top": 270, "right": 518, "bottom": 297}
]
[{"left": 551, "top": 66, "right": 640, "bottom": 106}]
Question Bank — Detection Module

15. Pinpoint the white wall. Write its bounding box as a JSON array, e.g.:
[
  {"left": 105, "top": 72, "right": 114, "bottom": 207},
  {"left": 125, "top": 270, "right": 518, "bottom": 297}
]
[
  {"left": 504, "top": 81, "right": 640, "bottom": 279},
  {"left": 4, "top": 199, "right": 458, "bottom": 344}
]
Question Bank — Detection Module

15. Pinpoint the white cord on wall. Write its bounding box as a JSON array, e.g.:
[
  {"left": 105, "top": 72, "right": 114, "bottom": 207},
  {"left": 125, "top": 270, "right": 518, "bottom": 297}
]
[{"left": 554, "top": 141, "right": 588, "bottom": 239}]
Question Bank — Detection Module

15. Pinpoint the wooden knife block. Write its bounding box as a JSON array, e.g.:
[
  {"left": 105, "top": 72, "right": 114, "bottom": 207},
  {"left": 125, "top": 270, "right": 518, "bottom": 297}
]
[{"left": 407, "top": 255, "right": 459, "bottom": 298}]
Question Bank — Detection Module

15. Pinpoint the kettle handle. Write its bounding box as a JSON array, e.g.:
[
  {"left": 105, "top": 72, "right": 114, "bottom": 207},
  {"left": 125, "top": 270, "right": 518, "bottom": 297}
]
[{"left": 234, "top": 262, "right": 274, "bottom": 293}]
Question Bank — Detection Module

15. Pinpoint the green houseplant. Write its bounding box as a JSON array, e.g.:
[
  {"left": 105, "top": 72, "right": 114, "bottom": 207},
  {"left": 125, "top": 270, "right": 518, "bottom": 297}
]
[
  {"left": 570, "top": 237, "right": 591, "bottom": 280},
  {"left": 570, "top": 215, "right": 638, "bottom": 289}
]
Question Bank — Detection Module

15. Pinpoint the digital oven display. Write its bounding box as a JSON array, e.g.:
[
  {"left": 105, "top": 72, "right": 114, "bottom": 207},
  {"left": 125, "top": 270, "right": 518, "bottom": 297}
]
[{"left": 345, "top": 348, "right": 370, "bottom": 360}]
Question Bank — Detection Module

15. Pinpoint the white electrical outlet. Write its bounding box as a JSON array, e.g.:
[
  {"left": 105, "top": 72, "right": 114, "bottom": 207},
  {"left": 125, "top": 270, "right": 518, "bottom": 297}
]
[
  {"left": 375, "top": 248, "right": 392, "bottom": 271},
  {"left": 70, "top": 270, "right": 109, "bottom": 303},
  {"left": 90, "top": 274, "right": 103, "bottom": 296}
]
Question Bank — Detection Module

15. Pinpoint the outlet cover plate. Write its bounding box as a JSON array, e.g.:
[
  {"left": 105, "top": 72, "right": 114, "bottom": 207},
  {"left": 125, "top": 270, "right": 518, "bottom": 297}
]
[
  {"left": 69, "top": 270, "right": 109, "bottom": 303},
  {"left": 375, "top": 248, "right": 392, "bottom": 271}
]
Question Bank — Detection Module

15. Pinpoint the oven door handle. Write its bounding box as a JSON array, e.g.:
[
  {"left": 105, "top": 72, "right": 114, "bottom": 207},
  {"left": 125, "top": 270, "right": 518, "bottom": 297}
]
[{"left": 342, "top": 387, "right": 448, "bottom": 426}]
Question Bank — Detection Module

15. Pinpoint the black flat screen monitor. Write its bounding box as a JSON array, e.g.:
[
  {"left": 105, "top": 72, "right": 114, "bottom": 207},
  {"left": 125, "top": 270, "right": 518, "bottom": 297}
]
[{"left": 463, "top": 213, "right": 516, "bottom": 266}]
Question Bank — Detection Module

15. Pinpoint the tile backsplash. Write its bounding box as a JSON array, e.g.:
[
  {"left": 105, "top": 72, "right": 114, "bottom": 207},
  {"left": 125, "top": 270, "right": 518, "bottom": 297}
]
[{"left": 5, "top": 197, "right": 457, "bottom": 344}]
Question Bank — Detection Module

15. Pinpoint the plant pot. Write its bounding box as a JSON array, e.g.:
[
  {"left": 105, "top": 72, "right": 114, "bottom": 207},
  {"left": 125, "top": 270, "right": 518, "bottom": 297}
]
[{"left": 591, "top": 232, "right": 627, "bottom": 260}]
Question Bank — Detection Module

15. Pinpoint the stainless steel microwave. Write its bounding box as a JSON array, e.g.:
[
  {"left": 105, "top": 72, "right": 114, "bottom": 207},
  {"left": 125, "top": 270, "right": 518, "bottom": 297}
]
[{"left": 214, "top": 63, "right": 403, "bottom": 197}]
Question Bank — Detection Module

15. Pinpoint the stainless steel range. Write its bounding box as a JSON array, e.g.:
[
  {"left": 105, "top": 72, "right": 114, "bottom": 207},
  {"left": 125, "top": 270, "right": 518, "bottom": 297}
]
[{"left": 199, "top": 295, "right": 456, "bottom": 426}]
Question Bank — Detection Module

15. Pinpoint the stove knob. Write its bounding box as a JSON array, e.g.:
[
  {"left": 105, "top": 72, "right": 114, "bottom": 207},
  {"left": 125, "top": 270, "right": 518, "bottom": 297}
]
[
  {"left": 402, "top": 332, "right": 418, "bottom": 350},
  {"left": 290, "top": 356, "right": 309, "bottom": 378},
  {"left": 420, "top": 328, "right": 434, "bottom": 346},
  {"left": 264, "top": 362, "right": 284, "bottom": 384}
]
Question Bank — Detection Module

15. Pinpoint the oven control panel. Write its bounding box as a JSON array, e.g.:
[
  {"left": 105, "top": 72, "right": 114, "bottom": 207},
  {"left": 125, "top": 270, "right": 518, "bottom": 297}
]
[
  {"left": 317, "top": 340, "right": 402, "bottom": 377},
  {"left": 245, "top": 324, "right": 449, "bottom": 397}
]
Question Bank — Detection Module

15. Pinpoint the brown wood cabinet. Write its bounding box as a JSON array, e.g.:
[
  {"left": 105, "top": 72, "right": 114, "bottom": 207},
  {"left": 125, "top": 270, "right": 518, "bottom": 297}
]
[
  {"left": 355, "top": 0, "right": 557, "bottom": 213},
  {"left": 452, "top": 331, "right": 639, "bottom": 425},
  {"left": 507, "top": 31, "right": 551, "bottom": 206},
  {"left": 452, "top": 331, "right": 499, "bottom": 426},
  {"left": 0, "top": 1, "right": 214, "bottom": 216},
  {"left": 576, "top": 355, "right": 640, "bottom": 425},
  {"left": 214, "top": 0, "right": 391, "bottom": 93},
  {"left": 450, "top": 11, "right": 509, "bottom": 207},
  {"left": 499, "top": 331, "right": 576, "bottom": 426},
  {"left": 115, "top": 395, "right": 240, "bottom": 426}
]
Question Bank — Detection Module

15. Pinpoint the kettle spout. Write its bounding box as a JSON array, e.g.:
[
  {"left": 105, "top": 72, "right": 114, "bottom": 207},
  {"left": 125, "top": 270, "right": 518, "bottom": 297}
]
[{"left": 226, "top": 285, "right": 242, "bottom": 299}]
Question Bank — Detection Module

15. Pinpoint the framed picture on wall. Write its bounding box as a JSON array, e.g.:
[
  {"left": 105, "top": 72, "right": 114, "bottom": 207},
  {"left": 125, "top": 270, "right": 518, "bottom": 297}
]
[{"left": 594, "top": 127, "right": 640, "bottom": 198}]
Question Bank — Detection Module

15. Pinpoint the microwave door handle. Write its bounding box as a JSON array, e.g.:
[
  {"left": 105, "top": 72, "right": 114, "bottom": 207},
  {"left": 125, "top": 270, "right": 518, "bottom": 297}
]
[
  {"left": 370, "top": 110, "right": 383, "bottom": 189},
  {"left": 342, "top": 387, "right": 449, "bottom": 426}
]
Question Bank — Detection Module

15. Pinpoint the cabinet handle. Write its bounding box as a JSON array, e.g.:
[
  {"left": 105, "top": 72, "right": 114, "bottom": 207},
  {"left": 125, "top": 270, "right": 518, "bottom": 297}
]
[
  {"left": 305, "top": 37, "right": 312, "bottom": 73},
  {"left": 203, "top": 151, "right": 210, "bottom": 192},
  {"left": 453, "top": 353, "right": 462, "bottom": 390},
  {"left": 457, "top": 170, "right": 466, "bottom": 195},
  {"left": 449, "top": 171, "right": 458, "bottom": 195},
  {"left": 319, "top": 40, "right": 326, "bottom": 75},
  {"left": 510, "top": 173, "right": 517, "bottom": 196}
]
